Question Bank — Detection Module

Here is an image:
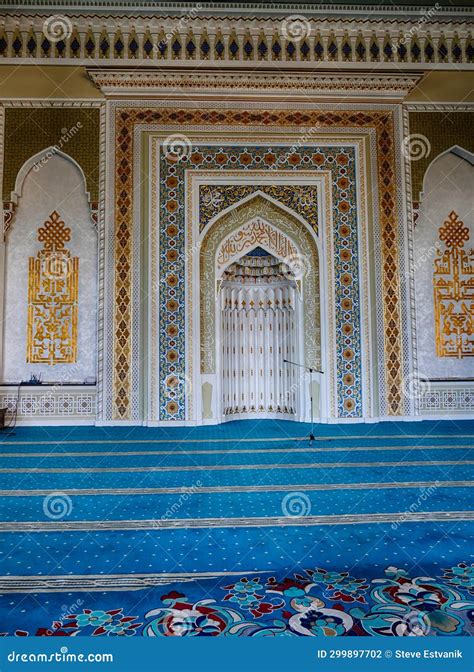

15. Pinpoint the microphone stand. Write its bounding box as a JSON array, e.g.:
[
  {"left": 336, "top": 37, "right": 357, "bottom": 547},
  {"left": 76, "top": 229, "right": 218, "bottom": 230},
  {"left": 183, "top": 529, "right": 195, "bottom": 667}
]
[{"left": 283, "top": 359, "right": 324, "bottom": 445}]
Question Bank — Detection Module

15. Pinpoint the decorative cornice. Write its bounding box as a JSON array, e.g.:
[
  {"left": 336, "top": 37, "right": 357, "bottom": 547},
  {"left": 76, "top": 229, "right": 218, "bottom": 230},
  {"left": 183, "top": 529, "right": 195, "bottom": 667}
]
[
  {"left": 0, "top": 100, "right": 104, "bottom": 107},
  {"left": 404, "top": 102, "right": 474, "bottom": 110},
  {"left": 1, "top": 2, "right": 473, "bottom": 19},
  {"left": 88, "top": 68, "right": 423, "bottom": 100},
  {"left": 1, "top": 12, "right": 472, "bottom": 69}
]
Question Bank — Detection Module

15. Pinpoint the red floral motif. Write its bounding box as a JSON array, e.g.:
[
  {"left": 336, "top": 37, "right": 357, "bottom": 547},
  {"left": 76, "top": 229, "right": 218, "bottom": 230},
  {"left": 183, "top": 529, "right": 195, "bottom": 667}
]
[
  {"left": 222, "top": 577, "right": 285, "bottom": 619},
  {"left": 4, "top": 565, "right": 472, "bottom": 637}
]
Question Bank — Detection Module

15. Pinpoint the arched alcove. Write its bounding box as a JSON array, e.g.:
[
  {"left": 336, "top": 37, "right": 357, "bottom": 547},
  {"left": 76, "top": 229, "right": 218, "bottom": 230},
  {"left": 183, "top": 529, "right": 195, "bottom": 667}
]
[
  {"left": 415, "top": 148, "right": 474, "bottom": 379},
  {"left": 10, "top": 147, "right": 92, "bottom": 206},
  {"left": 1, "top": 150, "right": 98, "bottom": 385},
  {"left": 219, "top": 246, "right": 302, "bottom": 419},
  {"left": 197, "top": 194, "right": 324, "bottom": 424}
]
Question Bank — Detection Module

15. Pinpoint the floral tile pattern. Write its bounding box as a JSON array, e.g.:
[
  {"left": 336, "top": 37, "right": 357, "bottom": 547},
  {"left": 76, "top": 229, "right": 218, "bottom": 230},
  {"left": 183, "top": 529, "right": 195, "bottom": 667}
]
[
  {"left": 198, "top": 184, "right": 319, "bottom": 234},
  {"left": 159, "top": 144, "right": 360, "bottom": 420}
]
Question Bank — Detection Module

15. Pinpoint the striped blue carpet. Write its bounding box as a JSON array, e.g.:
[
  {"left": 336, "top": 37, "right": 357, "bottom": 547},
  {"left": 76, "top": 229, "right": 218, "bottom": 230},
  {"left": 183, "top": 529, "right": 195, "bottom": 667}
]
[{"left": 0, "top": 419, "right": 473, "bottom": 637}]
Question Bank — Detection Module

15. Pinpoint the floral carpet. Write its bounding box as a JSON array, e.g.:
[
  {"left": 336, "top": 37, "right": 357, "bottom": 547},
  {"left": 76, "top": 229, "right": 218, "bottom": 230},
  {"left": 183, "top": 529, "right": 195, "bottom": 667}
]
[{"left": 2, "top": 563, "right": 473, "bottom": 637}]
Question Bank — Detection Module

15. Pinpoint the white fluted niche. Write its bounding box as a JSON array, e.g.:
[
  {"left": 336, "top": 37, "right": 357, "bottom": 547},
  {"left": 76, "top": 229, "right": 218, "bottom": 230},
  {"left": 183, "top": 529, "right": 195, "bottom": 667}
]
[{"left": 219, "top": 249, "right": 302, "bottom": 419}]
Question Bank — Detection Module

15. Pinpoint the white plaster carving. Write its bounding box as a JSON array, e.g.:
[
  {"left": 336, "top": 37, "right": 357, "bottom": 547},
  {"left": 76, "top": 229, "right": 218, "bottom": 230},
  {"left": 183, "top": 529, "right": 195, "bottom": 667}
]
[
  {"left": 415, "top": 151, "right": 474, "bottom": 380},
  {"left": 2, "top": 153, "right": 98, "bottom": 384}
]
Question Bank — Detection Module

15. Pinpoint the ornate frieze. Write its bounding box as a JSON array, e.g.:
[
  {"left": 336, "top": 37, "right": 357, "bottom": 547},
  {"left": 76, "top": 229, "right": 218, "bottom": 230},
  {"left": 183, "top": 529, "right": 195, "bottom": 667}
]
[
  {"left": 1, "top": 11, "right": 471, "bottom": 69},
  {"left": 200, "top": 184, "right": 318, "bottom": 234},
  {"left": 0, "top": 386, "right": 97, "bottom": 420},
  {"left": 88, "top": 70, "right": 423, "bottom": 99},
  {"left": 419, "top": 382, "right": 474, "bottom": 414}
]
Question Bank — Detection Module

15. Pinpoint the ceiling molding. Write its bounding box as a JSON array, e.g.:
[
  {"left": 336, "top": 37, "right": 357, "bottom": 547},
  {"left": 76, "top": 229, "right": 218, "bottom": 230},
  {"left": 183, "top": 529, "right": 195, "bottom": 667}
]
[
  {"left": 1, "top": 2, "right": 473, "bottom": 19},
  {"left": 404, "top": 102, "right": 474, "bottom": 110},
  {"left": 87, "top": 67, "right": 423, "bottom": 100}
]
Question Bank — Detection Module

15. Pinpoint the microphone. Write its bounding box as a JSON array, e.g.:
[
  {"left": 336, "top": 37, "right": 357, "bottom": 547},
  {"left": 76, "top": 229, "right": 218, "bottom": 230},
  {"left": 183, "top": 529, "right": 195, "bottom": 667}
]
[{"left": 283, "top": 359, "right": 324, "bottom": 374}]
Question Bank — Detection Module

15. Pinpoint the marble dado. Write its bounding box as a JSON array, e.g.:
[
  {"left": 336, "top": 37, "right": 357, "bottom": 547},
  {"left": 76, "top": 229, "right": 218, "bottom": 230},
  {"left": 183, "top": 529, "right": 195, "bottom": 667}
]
[
  {"left": 0, "top": 385, "right": 97, "bottom": 424},
  {"left": 419, "top": 382, "right": 474, "bottom": 415}
]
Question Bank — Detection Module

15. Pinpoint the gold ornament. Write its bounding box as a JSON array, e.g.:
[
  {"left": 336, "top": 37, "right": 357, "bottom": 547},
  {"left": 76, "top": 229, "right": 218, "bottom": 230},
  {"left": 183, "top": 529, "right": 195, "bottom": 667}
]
[{"left": 27, "top": 211, "right": 79, "bottom": 364}]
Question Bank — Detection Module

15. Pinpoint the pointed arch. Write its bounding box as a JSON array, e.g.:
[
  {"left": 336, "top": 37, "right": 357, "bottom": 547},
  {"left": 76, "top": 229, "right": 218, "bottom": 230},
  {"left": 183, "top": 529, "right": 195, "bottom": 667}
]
[
  {"left": 414, "top": 143, "right": 473, "bottom": 382},
  {"left": 198, "top": 193, "right": 324, "bottom": 423},
  {"left": 420, "top": 145, "right": 474, "bottom": 201},
  {"left": 11, "top": 147, "right": 92, "bottom": 208},
  {"left": 204, "top": 188, "right": 320, "bottom": 241}
]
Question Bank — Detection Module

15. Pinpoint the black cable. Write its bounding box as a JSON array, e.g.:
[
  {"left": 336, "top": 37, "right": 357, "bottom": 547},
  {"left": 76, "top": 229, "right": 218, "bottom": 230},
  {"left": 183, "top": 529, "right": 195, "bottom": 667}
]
[{"left": 0, "top": 381, "right": 21, "bottom": 436}]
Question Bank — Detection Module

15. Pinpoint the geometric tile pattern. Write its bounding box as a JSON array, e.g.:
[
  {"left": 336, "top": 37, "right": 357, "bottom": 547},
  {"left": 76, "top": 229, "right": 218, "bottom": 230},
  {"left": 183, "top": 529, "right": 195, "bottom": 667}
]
[
  {"left": 113, "top": 108, "right": 402, "bottom": 420},
  {"left": 0, "top": 391, "right": 96, "bottom": 418},
  {"left": 419, "top": 386, "right": 474, "bottom": 412},
  {"left": 160, "top": 145, "right": 358, "bottom": 420}
]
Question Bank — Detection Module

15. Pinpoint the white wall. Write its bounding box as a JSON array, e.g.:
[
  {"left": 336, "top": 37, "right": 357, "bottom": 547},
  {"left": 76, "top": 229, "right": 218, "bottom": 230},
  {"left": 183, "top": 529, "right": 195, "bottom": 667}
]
[
  {"left": 415, "top": 151, "right": 473, "bottom": 379},
  {"left": 2, "top": 153, "right": 97, "bottom": 383}
]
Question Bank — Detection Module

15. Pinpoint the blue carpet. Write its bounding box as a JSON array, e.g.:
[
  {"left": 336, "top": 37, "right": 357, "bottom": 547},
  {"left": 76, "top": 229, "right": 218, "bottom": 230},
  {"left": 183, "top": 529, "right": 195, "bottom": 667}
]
[{"left": 0, "top": 419, "right": 473, "bottom": 637}]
